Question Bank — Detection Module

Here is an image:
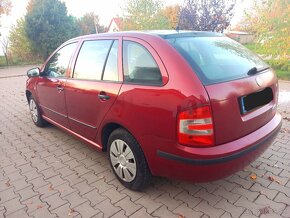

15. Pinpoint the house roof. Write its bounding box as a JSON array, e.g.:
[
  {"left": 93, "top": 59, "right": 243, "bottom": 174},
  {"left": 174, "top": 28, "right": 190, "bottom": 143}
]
[{"left": 108, "top": 17, "right": 123, "bottom": 30}]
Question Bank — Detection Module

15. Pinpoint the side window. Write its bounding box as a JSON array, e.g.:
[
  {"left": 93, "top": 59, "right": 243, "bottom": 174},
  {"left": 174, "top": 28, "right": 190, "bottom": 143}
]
[
  {"left": 123, "top": 41, "right": 162, "bottom": 85},
  {"left": 44, "top": 43, "right": 77, "bottom": 78},
  {"left": 73, "top": 40, "right": 113, "bottom": 80},
  {"left": 103, "top": 40, "right": 118, "bottom": 81}
]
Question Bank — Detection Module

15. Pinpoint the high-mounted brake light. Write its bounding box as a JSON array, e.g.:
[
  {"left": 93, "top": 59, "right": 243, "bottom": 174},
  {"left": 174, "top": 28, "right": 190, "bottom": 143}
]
[{"left": 177, "top": 106, "right": 214, "bottom": 147}]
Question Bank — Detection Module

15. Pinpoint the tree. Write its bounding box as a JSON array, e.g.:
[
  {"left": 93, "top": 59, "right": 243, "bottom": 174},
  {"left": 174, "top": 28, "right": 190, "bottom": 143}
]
[
  {"left": 78, "top": 12, "right": 105, "bottom": 35},
  {"left": 0, "top": 36, "right": 9, "bottom": 65},
  {"left": 8, "top": 18, "right": 36, "bottom": 62},
  {"left": 0, "top": 0, "right": 11, "bottom": 16},
  {"left": 25, "top": 0, "right": 80, "bottom": 59},
  {"left": 161, "top": 5, "right": 181, "bottom": 29},
  {"left": 179, "top": 0, "right": 236, "bottom": 32},
  {"left": 241, "top": 0, "right": 289, "bottom": 70},
  {"left": 122, "top": 0, "right": 170, "bottom": 30}
]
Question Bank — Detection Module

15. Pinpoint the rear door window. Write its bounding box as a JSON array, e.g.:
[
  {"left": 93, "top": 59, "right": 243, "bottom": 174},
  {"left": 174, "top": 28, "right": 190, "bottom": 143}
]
[
  {"left": 166, "top": 36, "right": 269, "bottom": 85},
  {"left": 123, "top": 41, "right": 162, "bottom": 85},
  {"left": 103, "top": 40, "right": 119, "bottom": 81}
]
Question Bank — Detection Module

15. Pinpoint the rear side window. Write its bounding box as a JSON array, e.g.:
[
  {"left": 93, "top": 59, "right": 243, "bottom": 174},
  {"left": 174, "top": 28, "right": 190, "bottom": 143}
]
[
  {"left": 73, "top": 40, "right": 113, "bottom": 80},
  {"left": 167, "top": 37, "right": 269, "bottom": 85},
  {"left": 123, "top": 41, "right": 162, "bottom": 85},
  {"left": 44, "top": 42, "right": 77, "bottom": 78}
]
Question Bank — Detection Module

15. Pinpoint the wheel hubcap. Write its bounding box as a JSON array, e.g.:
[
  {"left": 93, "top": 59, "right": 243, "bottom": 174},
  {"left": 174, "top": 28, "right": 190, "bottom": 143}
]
[
  {"left": 110, "top": 139, "right": 136, "bottom": 182},
  {"left": 29, "top": 99, "right": 38, "bottom": 123}
]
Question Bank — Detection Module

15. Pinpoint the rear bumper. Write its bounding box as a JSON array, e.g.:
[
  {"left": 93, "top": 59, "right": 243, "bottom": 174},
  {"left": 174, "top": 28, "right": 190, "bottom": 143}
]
[{"left": 154, "top": 113, "right": 282, "bottom": 182}]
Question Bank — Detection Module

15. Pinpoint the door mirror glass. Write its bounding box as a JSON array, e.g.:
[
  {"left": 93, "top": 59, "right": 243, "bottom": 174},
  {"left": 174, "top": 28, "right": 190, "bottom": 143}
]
[{"left": 27, "top": 68, "right": 40, "bottom": 78}]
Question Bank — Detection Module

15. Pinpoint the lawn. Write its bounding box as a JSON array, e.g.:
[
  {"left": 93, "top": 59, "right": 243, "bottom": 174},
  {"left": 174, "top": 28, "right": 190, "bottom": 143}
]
[{"left": 244, "top": 43, "right": 290, "bottom": 81}]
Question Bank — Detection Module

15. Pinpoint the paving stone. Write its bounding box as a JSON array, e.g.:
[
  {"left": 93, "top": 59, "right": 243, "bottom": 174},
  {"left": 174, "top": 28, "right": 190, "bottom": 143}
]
[
  {"left": 235, "top": 196, "right": 262, "bottom": 216},
  {"left": 16, "top": 186, "right": 39, "bottom": 202},
  {"left": 114, "top": 196, "right": 142, "bottom": 216},
  {"left": 63, "top": 173, "right": 85, "bottom": 186},
  {"left": 73, "top": 201, "right": 100, "bottom": 218},
  {"left": 63, "top": 191, "right": 87, "bottom": 208},
  {"left": 30, "top": 205, "right": 56, "bottom": 218},
  {"left": 155, "top": 193, "right": 182, "bottom": 211},
  {"left": 12, "top": 177, "right": 31, "bottom": 192},
  {"left": 1, "top": 197, "right": 26, "bottom": 215},
  {"left": 268, "top": 181, "right": 290, "bottom": 197},
  {"left": 281, "top": 205, "right": 290, "bottom": 218},
  {"left": 174, "top": 191, "right": 202, "bottom": 209},
  {"left": 227, "top": 174, "right": 254, "bottom": 189},
  {"left": 110, "top": 210, "right": 127, "bottom": 218},
  {"left": 51, "top": 203, "right": 79, "bottom": 218},
  {"left": 55, "top": 166, "right": 74, "bottom": 177},
  {"left": 250, "top": 183, "right": 278, "bottom": 200},
  {"left": 213, "top": 186, "right": 241, "bottom": 203},
  {"left": 194, "top": 201, "right": 224, "bottom": 218},
  {"left": 5, "top": 208, "right": 32, "bottom": 218},
  {"left": 94, "top": 199, "right": 121, "bottom": 218},
  {"left": 83, "top": 189, "right": 107, "bottom": 206},
  {"left": 215, "top": 198, "right": 245, "bottom": 218},
  {"left": 232, "top": 186, "right": 260, "bottom": 201},
  {"left": 129, "top": 208, "right": 154, "bottom": 218},
  {"left": 101, "top": 187, "right": 127, "bottom": 204},
  {"left": 53, "top": 182, "right": 77, "bottom": 198},
  {"left": 46, "top": 175, "right": 67, "bottom": 188},
  {"left": 90, "top": 179, "right": 114, "bottom": 193},
  {"left": 37, "top": 184, "right": 58, "bottom": 200},
  {"left": 43, "top": 193, "right": 67, "bottom": 211},
  {"left": 0, "top": 188, "right": 19, "bottom": 203},
  {"left": 23, "top": 195, "right": 47, "bottom": 214},
  {"left": 194, "top": 188, "right": 222, "bottom": 206},
  {"left": 152, "top": 205, "right": 178, "bottom": 218},
  {"left": 72, "top": 180, "right": 94, "bottom": 195},
  {"left": 29, "top": 176, "right": 49, "bottom": 190},
  {"left": 173, "top": 203, "right": 203, "bottom": 218}
]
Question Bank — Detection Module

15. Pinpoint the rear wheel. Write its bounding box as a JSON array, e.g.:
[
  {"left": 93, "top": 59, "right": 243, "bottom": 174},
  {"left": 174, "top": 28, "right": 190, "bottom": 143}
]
[
  {"left": 108, "top": 128, "right": 151, "bottom": 190},
  {"left": 29, "top": 96, "right": 47, "bottom": 127}
]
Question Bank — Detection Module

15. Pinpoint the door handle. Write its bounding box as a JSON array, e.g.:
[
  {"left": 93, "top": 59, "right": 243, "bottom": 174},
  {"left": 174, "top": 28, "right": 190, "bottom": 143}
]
[
  {"left": 57, "top": 85, "right": 64, "bottom": 91},
  {"left": 98, "top": 92, "right": 110, "bottom": 101}
]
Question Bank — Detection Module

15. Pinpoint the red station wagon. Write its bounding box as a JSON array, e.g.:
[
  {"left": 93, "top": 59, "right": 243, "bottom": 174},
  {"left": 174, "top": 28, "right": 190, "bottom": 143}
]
[{"left": 26, "top": 31, "right": 282, "bottom": 190}]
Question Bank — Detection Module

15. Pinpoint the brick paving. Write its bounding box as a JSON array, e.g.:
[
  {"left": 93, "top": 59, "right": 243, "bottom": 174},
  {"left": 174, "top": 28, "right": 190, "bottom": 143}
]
[{"left": 0, "top": 66, "right": 289, "bottom": 218}]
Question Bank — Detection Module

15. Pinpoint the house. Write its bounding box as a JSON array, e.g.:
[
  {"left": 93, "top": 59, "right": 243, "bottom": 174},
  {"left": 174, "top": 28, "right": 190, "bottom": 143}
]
[
  {"left": 107, "top": 18, "right": 123, "bottom": 32},
  {"left": 225, "top": 31, "right": 255, "bottom": 44}
]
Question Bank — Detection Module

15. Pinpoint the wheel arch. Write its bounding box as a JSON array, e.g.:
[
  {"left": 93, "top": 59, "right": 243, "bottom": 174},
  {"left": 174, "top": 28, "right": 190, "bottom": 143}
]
[{"left": 26, "top": 90, "right": 32, "bottom": 102}]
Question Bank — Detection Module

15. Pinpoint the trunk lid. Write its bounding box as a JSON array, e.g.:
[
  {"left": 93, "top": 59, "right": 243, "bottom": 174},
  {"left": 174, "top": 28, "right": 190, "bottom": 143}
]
[{"left": 205, "top": 69, "right": 278, "bottom": 145}]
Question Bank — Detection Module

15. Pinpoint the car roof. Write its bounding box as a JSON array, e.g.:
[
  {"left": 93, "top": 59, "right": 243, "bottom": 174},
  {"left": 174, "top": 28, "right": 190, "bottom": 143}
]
[{"left": 68, "top": 30, "right": 223, "bottom": 42}]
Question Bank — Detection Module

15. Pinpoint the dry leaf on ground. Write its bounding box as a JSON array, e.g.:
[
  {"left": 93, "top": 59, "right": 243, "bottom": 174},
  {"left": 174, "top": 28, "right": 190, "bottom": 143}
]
[{"left": 250, "top": 174, "right": 257, "bottom": 180}]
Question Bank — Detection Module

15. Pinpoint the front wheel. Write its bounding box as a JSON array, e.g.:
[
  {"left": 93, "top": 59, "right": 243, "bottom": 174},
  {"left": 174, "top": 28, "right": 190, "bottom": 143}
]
[
  {"left": 108, "top": 128, "right": 151, "bottom": 190},
  {"left": 29, "top": 96, "right": 47, "bottom": 127}
]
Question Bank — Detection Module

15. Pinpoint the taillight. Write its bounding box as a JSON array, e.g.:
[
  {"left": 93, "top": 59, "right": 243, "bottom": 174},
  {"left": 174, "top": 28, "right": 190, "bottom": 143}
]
[{"left": 177, "top": 105, "right": 214, "bottom": 147}]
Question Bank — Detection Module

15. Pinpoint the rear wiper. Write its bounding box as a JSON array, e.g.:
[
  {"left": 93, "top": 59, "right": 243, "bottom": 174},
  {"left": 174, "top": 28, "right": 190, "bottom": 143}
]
[{"left": 247, "top": 66, "right": 270, "bottom": 75}]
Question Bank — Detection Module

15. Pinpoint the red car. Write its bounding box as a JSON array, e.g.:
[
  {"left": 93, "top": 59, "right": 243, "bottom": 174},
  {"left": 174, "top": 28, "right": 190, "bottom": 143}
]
[{"left": 26, "top": 31, "right": 282, "bottom": 190}]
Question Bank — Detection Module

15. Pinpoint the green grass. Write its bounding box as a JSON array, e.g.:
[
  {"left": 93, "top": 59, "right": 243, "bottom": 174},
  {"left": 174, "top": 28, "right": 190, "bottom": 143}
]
[
  {"left": 275, "top": 69, "right": 290, "bottom": 80},
  {"left": 245, "top": 43, "right": 290, "bottom": 80}
]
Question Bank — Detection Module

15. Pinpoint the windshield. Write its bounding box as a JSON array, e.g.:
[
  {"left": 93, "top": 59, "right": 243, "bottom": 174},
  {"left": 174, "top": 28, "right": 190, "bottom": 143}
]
[{"left": 166, "top": 36, "right": 269, "bottom": 85}]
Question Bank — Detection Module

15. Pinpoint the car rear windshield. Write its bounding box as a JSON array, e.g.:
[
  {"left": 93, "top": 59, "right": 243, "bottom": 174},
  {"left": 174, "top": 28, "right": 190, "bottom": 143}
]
[{"left": 166, "top": 36, "right": 269, "bottom": 85}]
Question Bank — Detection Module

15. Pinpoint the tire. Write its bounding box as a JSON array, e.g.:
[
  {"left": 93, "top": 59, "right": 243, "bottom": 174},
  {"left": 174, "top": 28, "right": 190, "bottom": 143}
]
[
  {"left": 28, "top": 95, "right": 47, "bottom": 127},
  {"left": 108, "top": 128, "right": 151, "bottom": 190}
]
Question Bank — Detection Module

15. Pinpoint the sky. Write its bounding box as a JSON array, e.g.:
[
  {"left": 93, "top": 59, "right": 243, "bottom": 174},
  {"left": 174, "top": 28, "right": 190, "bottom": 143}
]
[{"left": 0, "top": 0, "right": 251, "bottom": 39}]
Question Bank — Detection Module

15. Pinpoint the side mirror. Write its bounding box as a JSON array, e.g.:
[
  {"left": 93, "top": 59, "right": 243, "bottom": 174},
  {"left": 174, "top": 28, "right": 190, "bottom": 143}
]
[{"left": 27, "top": 68, "right": 40, "bottom": 78}]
